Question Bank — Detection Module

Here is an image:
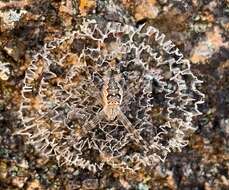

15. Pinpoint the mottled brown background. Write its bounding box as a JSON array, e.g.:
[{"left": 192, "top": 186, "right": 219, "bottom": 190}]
[{"left": 0, "top": 0, "right": 228, "bottom": 189}]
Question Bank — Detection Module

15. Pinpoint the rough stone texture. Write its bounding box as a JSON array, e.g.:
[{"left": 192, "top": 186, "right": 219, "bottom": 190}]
[{"left": 0, "top": 0, "right": 228, "bottom": 189}]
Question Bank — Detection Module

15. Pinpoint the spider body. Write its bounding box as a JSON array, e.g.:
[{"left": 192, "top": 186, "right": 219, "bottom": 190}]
[
  {"left": 102, "top": 74, "right": 123, "bottom": 121},
  {"left": 78, "top": 69, "right": 144, "bottom": 144}
]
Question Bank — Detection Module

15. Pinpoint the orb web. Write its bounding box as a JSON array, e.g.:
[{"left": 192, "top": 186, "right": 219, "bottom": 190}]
[{"left": 18, "top": 19, "right": 204, "bottom": 172}]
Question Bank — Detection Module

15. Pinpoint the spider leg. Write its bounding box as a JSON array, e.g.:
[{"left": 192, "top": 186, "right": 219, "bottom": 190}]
[
  {"left": 117, "top": 110, "right": 145, "bottom": 145},
  {"left": 80, "top": 109, "right": 105, "bottom": 137}
]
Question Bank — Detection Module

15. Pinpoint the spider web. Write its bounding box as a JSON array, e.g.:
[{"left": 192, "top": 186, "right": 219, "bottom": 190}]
[{"left": 18, "top": 19, "right": 204, "bottom": 172}]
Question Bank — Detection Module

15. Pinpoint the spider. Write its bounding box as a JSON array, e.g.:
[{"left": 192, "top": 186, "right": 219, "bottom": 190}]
[{"left": 76, "top": 69, "right": 145, "bottom": 144}]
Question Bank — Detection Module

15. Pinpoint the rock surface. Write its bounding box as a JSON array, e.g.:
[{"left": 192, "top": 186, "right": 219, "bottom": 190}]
[{"left": 0, "top": 0, "right": 228, "bottom": 189}]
